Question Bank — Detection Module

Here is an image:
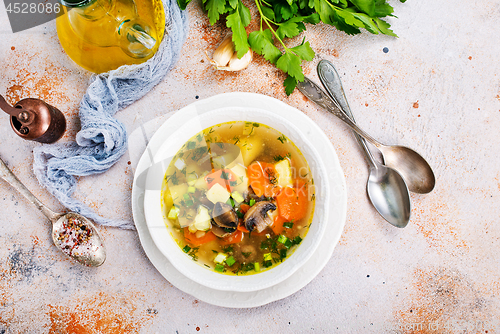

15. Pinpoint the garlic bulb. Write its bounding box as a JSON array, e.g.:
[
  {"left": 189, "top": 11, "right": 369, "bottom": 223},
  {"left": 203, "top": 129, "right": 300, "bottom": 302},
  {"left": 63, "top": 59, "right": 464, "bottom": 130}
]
[{"left": 209, "top": 35, "right": 252, "bottom": 71}]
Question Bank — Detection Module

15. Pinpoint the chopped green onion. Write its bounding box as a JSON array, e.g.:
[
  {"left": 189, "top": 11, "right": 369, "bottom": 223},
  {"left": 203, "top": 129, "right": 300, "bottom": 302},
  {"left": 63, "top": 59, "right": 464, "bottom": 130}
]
[
  {"left": 187, "top": 186, "right": 196, "bottom": 193},
  {"left": 277, "top": 235, "right": 288, "bottom": 244},
  {"left": 254, "top": 262, "right": 260, "bottom": 272},
  {"left": 284, "top": 239, "right": 293, "bottom": 249},
  {"left": 185, "top": 199, "right": 194, "bottom": 207},
  {"left": 263, "top": 260, "right": 273, "bottom": 268},
  {"left": 226, "top": 197, "right": 235, "bottom": 207},
  {"left": 280, "top": 249, "right": 287, "bottom": 259},
  {"left": 214, "top": 264, "right": 225, "bottom": 272},
  {"left": 263, "top": 253, "right": 272, "bottom": 261},
  {"left": 292, "top": 236, "right": 303, "bottom": 245},
  {"left": 283, "top": 222, "right": 294, "bottom": 229},
  {"left": 249, "top": 199, "right": 256, "bottom": 206},
  {"left": 183, "top": 193, "right": 190, "bottom": 200},
  {"left": 182, "top": 245, "right": 191, "bottom": 253},
  {"left": 236, "top": 210, "right": 244, "bottom": 219},
  {"left": 225, "top": 256, "right": 236, "bottom": 267}
]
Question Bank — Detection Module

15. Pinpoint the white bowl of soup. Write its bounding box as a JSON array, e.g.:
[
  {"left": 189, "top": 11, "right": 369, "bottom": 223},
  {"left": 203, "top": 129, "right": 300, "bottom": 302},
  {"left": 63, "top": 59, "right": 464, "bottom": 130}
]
[{"left": 144, "top": 106, "right": 330, "bottom": 292}]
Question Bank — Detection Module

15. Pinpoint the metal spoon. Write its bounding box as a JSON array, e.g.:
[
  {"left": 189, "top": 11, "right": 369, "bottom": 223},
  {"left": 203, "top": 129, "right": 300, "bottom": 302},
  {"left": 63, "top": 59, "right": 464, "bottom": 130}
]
[
  {"left": 0, "top": 156, "right": 106, "bottom": 267},
  {"left": 297, "top": 77, "right": 436, "bottom": 194},
  {"left": 317, "top": 60, "right": 411, "bottom": 227}
]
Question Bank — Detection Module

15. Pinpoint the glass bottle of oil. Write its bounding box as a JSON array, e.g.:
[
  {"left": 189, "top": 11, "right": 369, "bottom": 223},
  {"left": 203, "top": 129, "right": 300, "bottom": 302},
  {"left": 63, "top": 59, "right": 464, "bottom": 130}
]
[{"left": 56, "top": 0, "right": 165, "bottom": 73}]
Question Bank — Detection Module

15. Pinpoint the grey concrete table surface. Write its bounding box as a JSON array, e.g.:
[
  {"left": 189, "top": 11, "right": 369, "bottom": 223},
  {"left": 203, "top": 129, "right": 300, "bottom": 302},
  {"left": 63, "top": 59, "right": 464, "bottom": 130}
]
[{"left": 1, "top": 0, "right": 500, "bottom": 333}]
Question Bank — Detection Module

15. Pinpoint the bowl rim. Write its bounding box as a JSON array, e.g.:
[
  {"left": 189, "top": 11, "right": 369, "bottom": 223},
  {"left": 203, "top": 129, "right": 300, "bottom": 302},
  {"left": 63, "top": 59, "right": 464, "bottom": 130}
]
[{"left": 143, "top": 105, "right": 331, "bottom": 292}]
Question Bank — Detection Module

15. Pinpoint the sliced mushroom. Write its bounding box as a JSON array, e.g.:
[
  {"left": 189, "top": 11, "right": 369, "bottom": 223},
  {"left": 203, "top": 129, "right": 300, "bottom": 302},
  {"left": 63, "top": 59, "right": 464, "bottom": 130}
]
[
  {"left": 245, "top": 186, "right": 266, "bottom": 202},
  {"left": 212, "top": 202, "right": 238, "bottom": 229},
  {"left": 210, "top": 221, "right": 236, "bottom": 238},
  {"left": 243, "top": 201, "right": 276, "bottom": 233}
]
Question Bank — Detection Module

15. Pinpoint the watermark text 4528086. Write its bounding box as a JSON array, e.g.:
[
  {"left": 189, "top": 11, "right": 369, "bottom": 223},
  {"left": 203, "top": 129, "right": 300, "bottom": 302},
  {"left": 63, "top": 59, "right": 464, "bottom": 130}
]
[{"left": 3, "top": 0, "right": 63, "bottom": 33}]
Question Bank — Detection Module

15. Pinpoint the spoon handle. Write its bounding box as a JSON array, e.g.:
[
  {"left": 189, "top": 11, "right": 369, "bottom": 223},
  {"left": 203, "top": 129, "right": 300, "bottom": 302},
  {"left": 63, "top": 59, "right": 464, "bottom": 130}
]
[
  {"left": 297, "top": 77, "right": 382, "bottom": 148},
  {"left": 0, "top": 156, "right": 60, "bottom": 222},
  {"left": 317, "top": 60, "right": 378, "bottom": 168}
]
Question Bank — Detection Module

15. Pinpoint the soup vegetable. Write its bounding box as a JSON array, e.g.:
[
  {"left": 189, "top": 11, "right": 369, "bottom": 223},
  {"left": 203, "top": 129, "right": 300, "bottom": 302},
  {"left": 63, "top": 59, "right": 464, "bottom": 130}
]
[{"left": 161, "top": 121, "right": 315, "bottom": 275}]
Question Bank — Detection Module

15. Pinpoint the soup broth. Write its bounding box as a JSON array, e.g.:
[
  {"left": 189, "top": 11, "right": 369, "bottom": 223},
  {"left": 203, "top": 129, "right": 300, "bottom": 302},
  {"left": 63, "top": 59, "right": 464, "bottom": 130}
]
[{"left": 161, "top": 121, "right": 315, "bottom": 275}]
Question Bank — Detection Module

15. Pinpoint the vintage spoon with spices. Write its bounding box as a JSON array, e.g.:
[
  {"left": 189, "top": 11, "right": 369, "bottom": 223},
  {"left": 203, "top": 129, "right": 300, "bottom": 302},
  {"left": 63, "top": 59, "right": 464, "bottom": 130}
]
[{"left": 0, "top": 156, "right": 106, "bottom": 267}]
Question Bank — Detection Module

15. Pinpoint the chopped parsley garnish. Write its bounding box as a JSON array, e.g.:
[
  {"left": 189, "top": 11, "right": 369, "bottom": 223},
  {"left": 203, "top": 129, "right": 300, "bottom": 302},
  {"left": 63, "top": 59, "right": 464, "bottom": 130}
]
[
  {"left": 214, "top": 264, "right": 225, "bottom": 272},
  {"left": 191, "top": 146, "right": 208, "bottom": 161},
  {"left": 277, "top": 135, "right": 287, "bottom": 143},
  {"left": 283, "top": 222, "right": 294, "bottom": 229},
  {"left": 220, "top": 170, "right": 231, "bottom": 180},
  {"left": 166, "top": 171, "right": 179, "bottom": 185},
  {"left": 187, "top": 247, "right": 199, "bottom": 261},
  {"left": 182, "top": 245, "right": 191, "bottom": 253},
  {"left": 273, "top": 154, "right": 285, "bottom": 162},
  {"left": 223, "top": 246, "right": 234, "bottom": 253},
  {"left": 241, "top": 251, "right": 252, "bottom": 258}
]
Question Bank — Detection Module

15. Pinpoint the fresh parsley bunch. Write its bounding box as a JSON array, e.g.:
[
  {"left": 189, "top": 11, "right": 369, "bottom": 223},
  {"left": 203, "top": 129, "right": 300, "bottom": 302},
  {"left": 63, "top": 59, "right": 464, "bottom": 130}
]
[{"left": 177, "top": 0, "right": 406, "bottom": 94}]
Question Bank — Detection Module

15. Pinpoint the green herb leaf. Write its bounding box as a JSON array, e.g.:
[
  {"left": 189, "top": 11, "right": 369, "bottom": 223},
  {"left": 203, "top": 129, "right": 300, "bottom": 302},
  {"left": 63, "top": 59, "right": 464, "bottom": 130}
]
[
  {"left": 177, "top": 0, "right": 192, "bottom": 10},
  {"left": 283, "top": 76, "right": 297, "bottom": 96},
  {"left": 228, "top": 0, "right": 238, "bottom": 9},
  {"left": 290, "top": 40, "right": 315, "bottom": 61},
  {"left": 276, "top": 51, "right": 304, "bottom": 81},
  {"left": 226, "top": 1, "right": 251, "bottom": 58},
  {"left": 204, "top": 0, "right": 228, "bottom": 25},
  {"left": 261, "top": 5, "right": 275, "bottom": 21},
  {"left": 373, "top": 17, "right": 397, "bottom": 37},
  {"left": 276, "top": 20, "right": 305, "bottom": 40},
  {"left": 249, "top": 30, "right": 282, "bottom": 64},
  {"left": 183, "top": 0, "right": 403, "bottom": 95}
]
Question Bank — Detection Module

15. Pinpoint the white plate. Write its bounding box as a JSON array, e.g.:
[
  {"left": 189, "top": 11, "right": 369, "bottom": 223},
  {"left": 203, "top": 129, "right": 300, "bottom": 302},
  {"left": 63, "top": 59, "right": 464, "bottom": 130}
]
[{"left": 131, "top": 93, "right": 347, "bottom": 307}]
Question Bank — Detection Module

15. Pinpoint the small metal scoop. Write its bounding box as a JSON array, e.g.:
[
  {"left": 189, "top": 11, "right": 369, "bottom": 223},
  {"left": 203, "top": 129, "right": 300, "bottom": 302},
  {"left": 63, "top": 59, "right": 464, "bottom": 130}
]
[
  {"left": 0, "top": 155, "right": 106, "bottom": 267},
  {"left": 0, "top": 94, "right": 66, "bottom": 143}
]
